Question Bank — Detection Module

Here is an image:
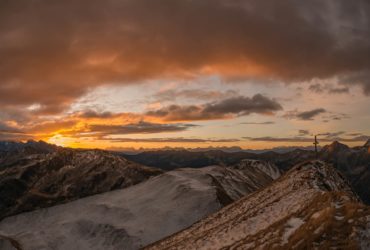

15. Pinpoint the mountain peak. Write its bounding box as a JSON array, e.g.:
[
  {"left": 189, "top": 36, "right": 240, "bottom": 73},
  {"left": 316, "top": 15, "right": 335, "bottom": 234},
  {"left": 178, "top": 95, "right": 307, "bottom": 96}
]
[
  {"left": 289, "top": 160, "right": 354, "bottom": 193},
  {"left": 364, "top": 139, "right": 370, "bottom": 147},
  {"left": 321, "top": 140, "right": 349, "bottom": 153}
]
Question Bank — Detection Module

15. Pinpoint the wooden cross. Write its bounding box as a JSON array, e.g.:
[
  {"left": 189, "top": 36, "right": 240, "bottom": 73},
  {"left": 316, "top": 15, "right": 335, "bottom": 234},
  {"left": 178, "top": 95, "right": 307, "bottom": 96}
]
[{"left": 313, "top": 135, "right": 319, "bottom": 159}]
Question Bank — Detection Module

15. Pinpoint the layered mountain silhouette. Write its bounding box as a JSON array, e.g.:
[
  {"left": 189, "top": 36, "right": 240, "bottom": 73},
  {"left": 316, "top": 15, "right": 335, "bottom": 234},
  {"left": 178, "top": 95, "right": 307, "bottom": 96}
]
[
  {"left": 121, "top": 148, "right": 315, "bottom": 171},
  {"left": 123, "top": 141, "right": 370, "bottom": 204}
]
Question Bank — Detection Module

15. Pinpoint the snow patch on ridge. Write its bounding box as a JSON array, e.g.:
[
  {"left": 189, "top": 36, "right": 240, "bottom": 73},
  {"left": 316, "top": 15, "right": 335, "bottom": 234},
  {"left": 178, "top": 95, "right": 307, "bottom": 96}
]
[
  {"left": 282, "top": 217, "right": 305, "bottom": 244},
  {"left": 237, "top": 159, "right": 281, "bottom": 180}
]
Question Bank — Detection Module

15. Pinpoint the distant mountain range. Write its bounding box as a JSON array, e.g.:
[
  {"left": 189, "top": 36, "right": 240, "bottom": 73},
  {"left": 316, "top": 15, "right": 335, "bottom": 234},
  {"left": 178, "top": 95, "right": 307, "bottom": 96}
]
[
  {"left": 0, "top": 140, "right": 369, "bottom": 249},
  {"left": 111, "top": 145, "right": 319, "bottom": 154},
  {"left": 120, "top": 148, "right": 315, "bottom": 171},
  {"left": 122, "top": 140, "right": 370, "bottom": 204}
]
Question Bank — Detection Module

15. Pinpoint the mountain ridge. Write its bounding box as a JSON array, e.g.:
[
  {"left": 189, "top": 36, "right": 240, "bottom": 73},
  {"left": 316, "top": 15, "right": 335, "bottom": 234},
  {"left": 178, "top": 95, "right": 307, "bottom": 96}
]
[
  {"left": 146, "top": 161, "right": 370, "bottom": 250},
  {"left": 0, "top": 147, "right": 162, "bottom": 220},
  {"left": 0, "top": 160, "right": 279, "bottom": 250}
]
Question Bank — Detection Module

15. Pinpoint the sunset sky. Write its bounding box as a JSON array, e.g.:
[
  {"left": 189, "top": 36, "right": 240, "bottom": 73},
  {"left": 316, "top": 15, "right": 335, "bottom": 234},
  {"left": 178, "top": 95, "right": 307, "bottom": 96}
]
[{"left": 0, "top": 0, "right": 369, "bottom": 150}]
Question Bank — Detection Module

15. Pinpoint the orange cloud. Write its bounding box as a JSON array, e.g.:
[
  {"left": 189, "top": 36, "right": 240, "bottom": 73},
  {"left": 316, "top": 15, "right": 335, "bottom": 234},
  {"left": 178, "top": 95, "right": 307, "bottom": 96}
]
[{"left": 0, "top": 0, "right": 369, "bottom": 117}]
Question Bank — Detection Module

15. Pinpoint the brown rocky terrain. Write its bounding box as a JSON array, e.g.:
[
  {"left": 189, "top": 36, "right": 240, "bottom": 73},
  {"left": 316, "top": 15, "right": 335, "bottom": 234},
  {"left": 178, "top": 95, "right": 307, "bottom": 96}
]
[
  {"left": 0, "top": 147, "right": 162, "bottom": 220},
  {"left": 146, "top": 161, "right": 370, "bottom": 250},
  {"left": 0, "top": 160, "right": 280, "bottom": 250}
]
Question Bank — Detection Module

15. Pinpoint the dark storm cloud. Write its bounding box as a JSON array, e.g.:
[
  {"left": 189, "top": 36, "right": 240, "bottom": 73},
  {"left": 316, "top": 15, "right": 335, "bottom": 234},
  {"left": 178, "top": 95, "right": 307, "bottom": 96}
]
[
  {"left": 146, "top": 94, "right": 283, "bottom": 121},
  {"left": 0, "top": 0, "right": 369, "bottom": 116},
  {"left": 203, "top": 95, "right": 282, "bottom": 115},
  {"left": 296, "top": 109, "right": 327, "bottom": 120},
  {"left": 87, "top": 121, "right": 197, "bottom": 135},
  {"left": 146, "top": 105, "right": 209, "bottom": 121},
  {"left": 284, "top": 108, "right": 327, "bottom": 121}
]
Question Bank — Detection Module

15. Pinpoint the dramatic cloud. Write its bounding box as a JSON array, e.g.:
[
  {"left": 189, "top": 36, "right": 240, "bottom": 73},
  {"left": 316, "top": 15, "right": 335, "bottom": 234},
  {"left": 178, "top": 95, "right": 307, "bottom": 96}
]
[
  {"left": 147, "top": 94, "right": 282, "bottom": 121},
  {"left": 317, "top": 131, "right": 345, "bottom": 137},
  {"left": 152, "top": 89, "right": 238, "bottom": 102},
  {"left": 203, "top": 95, "right": 282, "bottom": 115},
  {"left": 26, "top": 121, "right": 77, "bottom": 134},
  {"left": 0, "top": 122, "right": 20, "bottom": 133},
  {"left": 340, "top": 70, "right": 370, "bottom": 95},
  {"left": 106, "top": 137, "right": 240, "bottom": 143},
  {"left": 0, "top": 0, "right": 369, "bottom": 116},
  {"left": 0, "top": 132, "right": 33, "bottom": 141},
  {"left": 298, "top": 130, "right": 310, "bottom": 136},
  {"left": 321, "top": 113, "right": 350, "bottom": 122},
  {"left": 284, "top": 108, "right": 327, "bottom": 121},
  {"left": 308, "top": 84, "right": 349, "bottom": 94},
  {"left": 77, "top": 110, "right": 118, "bottom": 119},
  {"left": 80, "top": 121, "right": 197, "bottom": 136},
  {"left": 245, "top": 136, "right": 312, "bottom": 142},
  {"left": 0, "top": 1, "right": 369, "bottom": 148},
  {"left": 296, "top": 109, "right": 327, "bottom": 120},
  {"left": 240, "top": 121, "right": 275, "bottom": 125},
  {"left": 0, "top": 122, "right": 35, "bottom": 141}
]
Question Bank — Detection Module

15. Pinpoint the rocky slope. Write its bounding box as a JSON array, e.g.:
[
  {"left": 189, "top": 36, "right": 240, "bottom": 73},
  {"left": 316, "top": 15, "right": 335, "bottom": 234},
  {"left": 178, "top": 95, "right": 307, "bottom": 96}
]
[
  {"left": 364, "top": 139, "right": 370, "bottom": 148},
  {"left": 146, "top": 161, "right": 370, "bottom": 250},
  {"left": 0, "top": 140, "right": 58, "bottom": 170},
  {"left": 0, "top": 147, "right": 162, "bottom": 220},
  {"left": 319, "top": 141, "right": 370, "bottom": 204},
  {"left": 0, "top": 160, "right": 279, "bottom": 250},
  {"left": 0, "top": 235, "right": 21, "bottom": 250},
  {"left": 234, "top": 159, "right": 281, "bottom": 180}
]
